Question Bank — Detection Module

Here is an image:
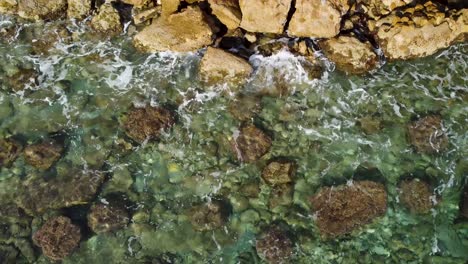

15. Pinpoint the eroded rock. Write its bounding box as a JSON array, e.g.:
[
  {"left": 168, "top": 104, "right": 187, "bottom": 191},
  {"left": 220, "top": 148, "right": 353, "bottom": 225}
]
[
  {"left": 87, "top": 202, "right": 129, "bottom": 233},
  {"left": 134, "top": 6, "right": 214, "bottom": 52},
  {"left": 0, "top": 0, "right": 17, "bottom": 14},
  {"left": 32, "top": 216, "right": 81, "bottom": 261},
  {"left": 320, "top": 36, "right": 378, "bottom": 75},
  {"left": 17, "top": 0, "right": 67, "bottom": 20},
  {"left": 230, "top": 124, "right": 272, "bottom": 163},
  {"left": 90, "top": 3, "right": 123, "bottom": 34},
  {"left": 23, "top": 140, "right": 63, "bottom": 170},
  {"left": 121, "top": 105, "right": 175, "bottom": 143},
  {"left": 256, "top": 226, "right": 293, "bottom": 264},
  {"left": 262, "top": 160, "right": 295, "bottom": 186},
  {"left": 239, "top": 0, "right": 292, "bottom": 34},
  {"left": 67, "top": 0, "right": 91, "bottom": 19},
  {"left": 0, "top": 138, "right": 22, "bottom": 167},
  {"left": 208, "top": 0, "right": 241, "bottom": 30},
  {"left": 407, "top": 115, "right": 448, "bottom": 154},
  {"left": 199, "top": 47, "right": 252, "bottom": 87},
  {"left": 189, "top": 201, "right": 228, "bottom": 231},
  {"left": 399, "top": 179, "right": 434, "bottom": 214},
  {"left": 310, "top": 180, "right": 387, "bottom": 238}
]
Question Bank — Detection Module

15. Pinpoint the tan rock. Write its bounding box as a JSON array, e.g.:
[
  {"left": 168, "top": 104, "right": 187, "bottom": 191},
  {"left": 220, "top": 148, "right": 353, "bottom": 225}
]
[
  {"left": 0, "top": 0, "right": 17, "bottom": 14},
  {"left": 199, "top": 47, "right": 252, "bottom": 86},
  {"left": 67, "top": 0, "right": 91, "bottom": 20},
  {"left": 239, "top": 0, "right": 292, "bottom": 34},
  {"left": 320, "top": 36, "right": 378, "bottom": 75},
  {"left": 133, "top": 6, "right": 214, "bottom": 52},
  {"left": 90, "top": 3, "right": 122, "bottom": 34},
  {"left": 17, "top": 0, "right": 67, "bottom": 20},
  {"left": 375, "top": 3, "right": 468, "bottom": 60},
  {"left": 357, "top": 0, "right": 412, "bottom": 18},
  {"left": 208, "top": 0, "right": 241, "bottom": 30},
  {"left": 161, "top": 0, "right": 179, "bottom": 16},
  {"left": 122, "top": 0, "right": 151, "bottom": 8},
  {"left": 133, "top": 6, "right": 160, "bottom": 25},
  {"left": 288, "top": 0, "right": 348, "bottom": 38}
]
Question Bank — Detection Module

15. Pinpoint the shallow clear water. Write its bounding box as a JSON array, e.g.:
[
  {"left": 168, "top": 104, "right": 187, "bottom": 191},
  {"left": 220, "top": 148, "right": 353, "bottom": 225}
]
[{"left": 0, "top": 15, "right": 467, "bottom": 263}]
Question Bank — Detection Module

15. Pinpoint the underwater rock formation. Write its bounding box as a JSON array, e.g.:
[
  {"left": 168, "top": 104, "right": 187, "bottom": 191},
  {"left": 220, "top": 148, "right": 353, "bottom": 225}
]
[
  {"left": 268, "top": 183, "right": 294, "bottom": 210},
  {"left": 256, "top": 226, "right": 293, "bottom": 264},
  {"left": 399, "top": 179, "right": 434, "bottom": 214},
  {"left": 189, "top": 201, "right": 228, "bottom": 231},
  {"left": 228, "top": 95, "right": 261, "bottom": 121},
  {"left": 262, "top": 160, "right": 295, "bottom": 186},
  {"left": 231, "top": 124, "right": 272, "bottom": 163},
  {"left": 310, "top": 180, "right": 387, "bottom": 238},
  {"left": 239, "top": 0, "right": 292, "bottom": 34},
  {"left": 32, "top": 216, "right": 81, "bottom": 261},
  {"left": 0, "top": 138, "right": 22, "bottom": 167},
  {"left": 121, "top": 105, "right": 175, "bottom": 143},
  {"left": 208, "top": 0, "right": 241, "bottom": 30},
  {"left": 2, "top": 68, "right": 37, "bottom": 92},
  {"left": 461, "top": 186, "right": 468, "bottom": 219},
  {"left": 23, "top": 140, "right": 63, "bottom": 170},
  {"left": 17, "top": 0, "right": 67, "bottom": 20},
  {"left": 407, "top": 115, "right": 448, "bottom": 154},
  {"left": 87, "top": 202, "right": 130, "bottom": 233},
  {"left": 90, "top": 2, "right": 123, "bottom": 34}
]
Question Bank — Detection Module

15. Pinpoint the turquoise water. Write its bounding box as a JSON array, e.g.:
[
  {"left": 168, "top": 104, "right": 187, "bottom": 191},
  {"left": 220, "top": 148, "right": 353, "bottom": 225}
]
[{"left": 0, "top": 14, "right": 467, "bottom": 263}]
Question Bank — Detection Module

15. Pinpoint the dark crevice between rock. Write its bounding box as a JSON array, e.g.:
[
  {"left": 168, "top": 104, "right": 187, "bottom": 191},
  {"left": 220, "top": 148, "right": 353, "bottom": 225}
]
[
  {"left": 198, "top": 1, "right": 227, "bottom": 40},
  {"left": 61, "top": 204, "right": 94, "bottom": 241},
  {"left": 283, "top": 0, "right": 296, "bottom": 34},
  {"left": 112, "top": 1, "right": 134, "bottom": 25}
]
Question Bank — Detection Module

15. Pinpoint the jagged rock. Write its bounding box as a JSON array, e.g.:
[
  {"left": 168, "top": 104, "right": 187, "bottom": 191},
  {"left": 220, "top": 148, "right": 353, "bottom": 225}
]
[
  {"left": 0, "top": 0, "right": 17, "bottom": 14},
  {"left": 90, "top": 3, "right": 123, "bottom": 34},
  {"left": 320, "top": 36, "right": 378, "bottom": 75},
  {"left": 0, "top": 138, "right": 22, "bottom": 167},
  {"left": 357, "top": 0, "right": 411, "bottom": 18},
  {"left": 67, "top": 0, "right": 91, "bottom": 19},
  {"left": 256, "top": 226, "right": 293, "bottom": 264},
  {"left": 208, "top": 0, "right": 241, "bottom": 30},
  {"left": 87, "top": 202, "right": 129, "bottom": 233},
  {"left": 230, "top": 124, "right": 272, "bottom": 163},
  {"left": 23, "top": 140, "right": 63, "bottom": 170},
  {"left": 239, "top": 0, "right": 292, "bottom": 34},
  {"left": 288, "top": 0, "right": 348, "bottom": 38},
  {"left": 134, "top": 6, "right": 215, "bottom": 52},
  {"left": 32, "top": 216, "right": 81, "bottom": 261},
  {"left": 407, "top": 115, "right": 448, "bottom": 154},
  {"left": 122, "top": 0, "right": 152, "bottom": 8},
  {"left": 399, "top": 179, "right": 433, "bottom": 214},
  {"left": 374, "top": 2, "right": 468, "bottom": 60},
  {"left": 199, "top": 47, "right": 252, "bottom": 87},
  {"left": 133, "top": 6, "right": 160, "bottom": 25},
  {"left": 310, "top": 181, "right": 387, "bottom": 238},
  {"left": 262, "top": 160, "right": 295, "bottom": 186},
  {"left": 161, "top": 0, "right": 179, "bottom": 16},
  {"left": 189, "top": 201, "right": 228, "bottom": 231},
  {"left": 121, "top": 105, "right": 175, "bottom": 143},
  {"left": 17, "top": 171, "right": 105, "bottom": 215},
  {"left": 17, "top": 0, "right": 67, "bottom": 20}
]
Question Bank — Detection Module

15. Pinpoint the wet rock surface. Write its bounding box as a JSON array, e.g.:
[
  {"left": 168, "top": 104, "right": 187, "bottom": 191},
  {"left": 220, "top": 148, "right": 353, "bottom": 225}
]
[
  {"left": 262, "top": 160, "right": 295, "bottom": 186},
  {"left": 87, "top": 202, "right": 129, "bottom": 233},
  {"left": 399, "top": 179, "right": 434, "bottom": 214},
  {"left": 256, "top": 226, "right": 293, "bottom": 264},
  {"left": 32, "top": 216, "right": 81, "bottom": 261},
  {"left": 121, "top": 105, "right": 175, "bottom": 143},
  {"left": 407, "top": 115, "right": 448, "bottom": 154},
  {"left": 189, "top": 201, "right": 227, "bottom": 231},
  {"left": 310, "top": 181, "right": 387, "bottom": 238},
  {"left": 91, "top": 3, "right": 123, "bottom": 34},
  {"left": 239, "top": 0, "right": 292, "bottom": 34},
  {"left": 461, "top": 186, "right": 468, "bottom": 219},
  {"left": 17, "top": 0, "right": 67, "bottom": 20},
  {"left": 0, "top": 138, "right": 22, "bottom": 167},
  {"left": 23, "top": 140, "right": 63, "bottom": 170},
  {"left": 231, "top": 124, "right": 272, "bottom": 163},
  {"left": 1, "top": 68, "right": 37, "bottom": 92}
]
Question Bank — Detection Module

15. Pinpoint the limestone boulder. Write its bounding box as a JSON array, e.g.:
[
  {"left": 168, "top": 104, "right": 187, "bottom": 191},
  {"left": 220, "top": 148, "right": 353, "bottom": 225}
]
[
  {"left": 357, "top": 0, "right": 412, "bottom": 18},
  {"left": 90, "top": 3, "right": 123, "bottom": 34},
  {"left": 199, "top": 47, "right": 252, "bottom": 87},
  {"left": 161, "top": 0, "right": 179, "bottom": 16},
  {"left": 320, "top": 36, "right": 378, "bottom": 75},
  {"left": 17, "top": 0, "right": 67, "bottom": 20},
  {"left": 67, "top": 0, "right": 91, "bottom": 20},
  {"left": 288, "top": 0, "right": 348, "bottom": 38},
  {"left": 239, "top": 0, "right": 292, "bottom": 34},
  {"left": 208, "top": 0, "right": 241, "bottom": 30},
  {"left": 374, "top": 2, "right": 468, "bottom": 60},
  {"left": 133, "top": 6, "right": 215, "bottom": 52},
  {"left": 0, "top": 0, "right": 17, "bottom": 14},
  {"left": 122, "top": 0, "right": 152, "bottom": 8}
]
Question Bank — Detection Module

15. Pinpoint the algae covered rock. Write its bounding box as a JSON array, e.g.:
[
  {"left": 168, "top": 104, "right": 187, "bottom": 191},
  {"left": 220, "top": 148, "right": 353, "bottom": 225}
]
[
  {"left": 268, "top": 183, "right": 294, "bottom": 209},
  {"left": 32, "top": 216, "right": 81, "bottom": 261},
  {"left": 17, "top": 0, "right": 67, "bottom": 20},
  {"left": 399, "top": 179, "right": 434, "bottom": 214},
  {"left": 228, "top": 94, "right": 261, "bottom": 121},
  {"left": 407, "top": 115, "right": 448, "bottom": 154},
  {"left": 208, "top": 0, "right": 241, "bottom": 30},
  {"left": 23, "top": 140, "right": 63, "bottom": 170},
  {"left": 461, "top": 186, "right": 468, "bottom": 219},
  {"left": 87, "top": 202, "right": 129, "bottom": 233},
  {"left": 230, "top": 124, "right": 272, "bottom": 163},
  {"left": 310, "top": 180, "right": 387, "bottom": 238},
  {"left": 255, "top": 226, "right": 293, "bottom": 264},
  {"left": 239, "top": 0, "right": 292, "bottom": 34},
  {"left": 67, "top": 0, "right": 91, "bottom": 20},
  {"left": 133, "top": 6, "right": 215, "bottom": 52},
  {"left": 199, "top": 47, "right": 252, "bottom": 87},
  {"left": 0, "top": 244, "right": 19, "bottom": 263},
  {"left": 90, "top": 3, "right": 123, "bottom": 34},
  {"left": 0, "top": 138, "right": 22, "bottom": 167},
  {"left": 189, "top": 201, "right": 228, "bottom": 231},
  {"left": 121, "top": 105, "right": 175, "bottom": 143},
  {"left": 262, "top": 160, "right": 295, "bottom": 186},
  {"left": 1, "top": 68, "right": 37, "bottom": 92},
  {"left": 320, "top": 36, "right": 378, "bottom": 75}
]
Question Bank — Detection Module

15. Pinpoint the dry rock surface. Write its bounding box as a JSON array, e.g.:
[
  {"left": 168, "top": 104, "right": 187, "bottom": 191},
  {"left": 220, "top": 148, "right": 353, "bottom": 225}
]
[
  {"left": 67, "top": 0, "right": 91, "bottom": 19},
  {"left": 208, "top": 0, "right": 241, "bottom": 30},
  {"left": 239, "top": 0, "right": 292, "bottom": 34}
]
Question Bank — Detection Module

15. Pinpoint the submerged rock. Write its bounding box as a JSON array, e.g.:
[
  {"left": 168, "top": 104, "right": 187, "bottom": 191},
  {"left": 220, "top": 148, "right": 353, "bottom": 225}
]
[
  {"left": 23, "top": 140, "right": 63, "bottom": 170},
  {"left": 228, "top": 94, "right": 261, "bottom": 121},
  {"left": 407, "top": 115, "right": 448, "bottom": 154},
  {"left": 357, "top": 116, "right": 382, "bottom": 135},
  {"left": 268, "top": 183, "right": 294, "bottom": 209},
  {"left": 2, "top": 68, "right": 37, "bottom": 92},
  {"left": 0, "top": 0, "right": 17, "bottom": 14},
  {"left": 256, "top": 226, "right": 293, "bottom": 264},
  {"left": 310, "top": 181, "right": 387, "bottom": 238},
  {"left": 320, "top": 36, "right": 378, "bottom": 75},
  {"left": 134, "top": 6, "right": 215, "bottom": 52},
  {"left": 239, "top": 0, "right": 292, "bottom": 34},
  {"left": 32, "top": 216, "right": 81, "bottom": 261},
  {"left": 208, "top": 0, "right": 241, "bottom": 30},
  {"left": 230, "top": 124, "right": 272, "bottom": 163},
  {"left": 67, "top": 0, "right": 92, "bottom": 20},
  {"left": 30, "top": 24, "right": 71, "bottom": 56},
  {"left": 189, "top": 201, "right": 227, "bottom": 231},
  {"left": 399, "top": 179, "right": 434, "bottom": 214},
  {"left": 0, "top": 244, "right": 19, "bottom": 263},
  {"left": 461, "top": 186, "right": 468, "bottom": 219},
  {"left": 90, "top": 3, "right": 123, "bottom": 34},
  {"left": 121, "top": 105, "right": 175, "bottom": 143},
  {"left": 17, "top": 0, "right": 67, "bottom": 20},
  {"left": 373, "top": 2, "right": 467, "bottom": 60},
  {"left": 0, "top": 138, "right": 22, "bottom": 167},
  {"left": 262, "top": 160, "right": 295, "bottom": 186},
  {"left": 288, "top": 0, "right": 348, "bottom": 38},
  {"left": 199, "top": 47, "right": 252, "bottom": 87},
  {"left": 87, "top": 202, "right": 129, "bottom": 233}
]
